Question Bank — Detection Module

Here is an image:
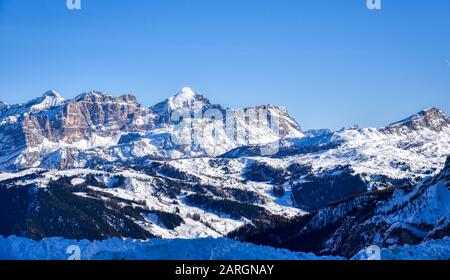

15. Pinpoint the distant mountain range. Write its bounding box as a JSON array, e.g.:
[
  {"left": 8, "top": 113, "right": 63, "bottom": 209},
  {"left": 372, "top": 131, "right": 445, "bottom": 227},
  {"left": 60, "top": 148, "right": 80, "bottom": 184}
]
[
  {"left": 0, "top": 88, "right": 448, "bottom": 259},
  {"left": 0, "top": 87, "right": 302, "bottom": 170}
]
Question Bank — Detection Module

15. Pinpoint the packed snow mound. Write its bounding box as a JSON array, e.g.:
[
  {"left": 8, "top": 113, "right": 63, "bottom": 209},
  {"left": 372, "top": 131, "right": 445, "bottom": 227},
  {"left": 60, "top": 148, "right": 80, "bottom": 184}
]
[
  {"left": 0, "top": 236, "right": 342, "bottom": 260},
  {"left": 353, "top": 238, "right": 450, "bottom": 260}
]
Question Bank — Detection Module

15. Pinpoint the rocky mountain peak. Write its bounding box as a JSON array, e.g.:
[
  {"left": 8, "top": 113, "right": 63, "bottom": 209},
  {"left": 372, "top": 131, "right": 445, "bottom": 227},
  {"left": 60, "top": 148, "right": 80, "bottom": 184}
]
[
  {"left": 42, "top": 90, "right": 63, "bottom": 99},
  {"left": 176, "top": 87, "right": 197, "bottom": 98},
  {"left": 12, "top": 91, "right": 151, "bottom": 155},
  {"left": 74, "top": 91, "right": 114, "bottom": 102},
  {"left": 150, "top": 87, "right": 213, "bottom": 124},
  {"left": 387, "top": 107, "right": 449, "bottom": 132},
  {"left": 168, "top": 87, "right": 210, "bottom": 111},
  {"left": 25, "top": 90, "right": 66, "bottom": 113},
  {"left": 74, "top": 91, "right": 141, "bottom": 107}
]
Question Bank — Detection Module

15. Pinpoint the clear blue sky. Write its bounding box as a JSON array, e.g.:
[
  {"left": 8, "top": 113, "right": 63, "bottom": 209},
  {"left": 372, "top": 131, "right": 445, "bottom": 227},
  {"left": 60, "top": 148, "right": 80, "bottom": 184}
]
[{"left": 0, "top": 0, "right": 449, "bottom": 130}]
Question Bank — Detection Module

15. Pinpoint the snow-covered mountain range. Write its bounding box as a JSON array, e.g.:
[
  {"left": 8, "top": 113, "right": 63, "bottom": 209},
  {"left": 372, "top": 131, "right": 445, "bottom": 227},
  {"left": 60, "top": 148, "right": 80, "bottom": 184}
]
[
  {"left": 0, "top": 87, "right": 302, "bottom": 170},
  {"left": 0, "top": 88, "right": 448, "bottom": 259}
]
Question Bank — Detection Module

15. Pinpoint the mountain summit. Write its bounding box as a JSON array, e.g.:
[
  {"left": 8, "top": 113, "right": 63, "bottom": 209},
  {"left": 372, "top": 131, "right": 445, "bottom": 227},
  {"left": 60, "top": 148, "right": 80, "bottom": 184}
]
[
  {"left": 151, "top": 87, "right": 213, "bottom": 120},
  {"left": 169, "top": 87, "right": 210, "bottom": 111},
  {"left": 0, "top": 88, "right": 303, "bottom": 170},
  {"left": 388, "top": 107, "right": 449, "bottom": 132},
  {"left": 0, "top": 89, "right": 447, "bottom": 174},
  {"left": 26, "top": 90, "right": 66, "bottom": 113},
  {"left": 0, "top": 89, "right": 449, "bottom": 257}
]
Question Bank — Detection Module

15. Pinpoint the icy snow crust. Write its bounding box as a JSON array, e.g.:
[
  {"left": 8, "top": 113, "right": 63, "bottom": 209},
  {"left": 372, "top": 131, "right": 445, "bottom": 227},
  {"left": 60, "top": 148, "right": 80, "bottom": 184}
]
[
  {"left": 353, "top": 238, "right": 450, "bottom": 260},
  {"left": 0, "top": 236, "right": 342, "bottom": 260},
  {"left": 1, "top": 236, "right": 447, "bottom": 260}
]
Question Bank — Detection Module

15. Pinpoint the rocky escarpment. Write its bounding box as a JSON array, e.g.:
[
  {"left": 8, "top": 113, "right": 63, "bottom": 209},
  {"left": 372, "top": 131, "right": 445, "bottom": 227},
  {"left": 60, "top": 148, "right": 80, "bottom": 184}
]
[
  {"left": 150, "top": 87, "right": 303, "bottom": 139},
  {"left": 21, "top": 92, "right": 153, "bottom": 146},
  {"left": 385, "top": 108, "right": 450, "bottom": 133},
  {"left": 0, "top": 88, "right": 304, "bottom": 170},
  {"left": 0, "top": 91, "right": 154, "bottom": 170}
]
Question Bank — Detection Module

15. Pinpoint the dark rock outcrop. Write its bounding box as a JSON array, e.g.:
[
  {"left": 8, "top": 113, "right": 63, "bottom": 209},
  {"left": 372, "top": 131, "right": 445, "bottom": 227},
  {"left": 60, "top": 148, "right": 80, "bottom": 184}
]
[{"left": 386, "top": 108, "right": 449, "bottom": 133}]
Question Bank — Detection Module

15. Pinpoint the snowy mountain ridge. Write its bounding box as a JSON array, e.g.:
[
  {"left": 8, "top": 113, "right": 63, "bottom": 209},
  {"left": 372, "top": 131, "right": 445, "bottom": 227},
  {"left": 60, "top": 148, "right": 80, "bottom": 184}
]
[
  {"left": 223, "top": 107, "right": 450, "bottom": 181},
  {"left": 0, "top": 88, "right": 449, "bottom": 259},
  {"left": 387, "top": 107, "right": 449, "bottom": 132},
  {"left": 0, "top": 88, "right": 303, "bottom": 170}
]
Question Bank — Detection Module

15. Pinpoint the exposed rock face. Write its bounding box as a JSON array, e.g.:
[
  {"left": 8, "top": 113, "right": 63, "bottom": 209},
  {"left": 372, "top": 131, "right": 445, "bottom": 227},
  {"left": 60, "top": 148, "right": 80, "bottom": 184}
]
[
  {"left": 26, "top": 90, "right": 66, "bottom": 113},
  {"left": 21, "top": 91, "right": 153, "bottom": 146},
  {"left": 115, "top": 88, "right": 303, "bottom": 159},
  {"left": 247, "top": 104, "right": 303, "bottom": 139},
  {"left": 386, "top": 108, "right": 450, "bottom": 133},
  {"left": 0, "top": 88, "right": 449, "bottom": 254},
  {"left": 0, "top": 91, "right": 65, "bottom": 122},
  {"left": 0, "top": 88, "right": 304, "bottom": 170},
  {"left": 0, "top": 91, "right": 155, "bottom": 170},
  {"left": 150, "top": 88, "right": 302, "bottom": 140}
]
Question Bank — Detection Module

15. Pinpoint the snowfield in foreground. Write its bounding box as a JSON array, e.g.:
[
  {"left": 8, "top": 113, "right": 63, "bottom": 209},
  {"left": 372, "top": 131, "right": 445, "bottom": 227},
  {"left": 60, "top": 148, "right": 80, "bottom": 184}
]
[
  {"left": 0, "top": 236, "right": 448, "bottom": 260},
  {"left": 0, "top": 236, "right": 341, "bottom": 260}
]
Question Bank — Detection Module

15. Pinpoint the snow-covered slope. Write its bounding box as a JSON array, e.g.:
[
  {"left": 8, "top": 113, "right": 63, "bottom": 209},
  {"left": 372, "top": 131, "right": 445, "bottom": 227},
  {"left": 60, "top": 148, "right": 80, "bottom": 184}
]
[
  {"left": 224, "top": 108, "right": 450, "bottom": 183},
  {"left": 232, "top": 155, "right": 450, "bottom": 258},
  {"left": 136, "top": 87, "right": 304, "bottom": 158},
  {"left": 0, "top": 165, "right": 301, "bottom": 240},
  {"left": 151, "top": 87, "right": 213, "bottom": 119},
  {"left": 27, "top": 90, "right": 66, "bottom": 113},
  {"left": 0, "top": 90, "right": 65, "bottom": 123}
]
